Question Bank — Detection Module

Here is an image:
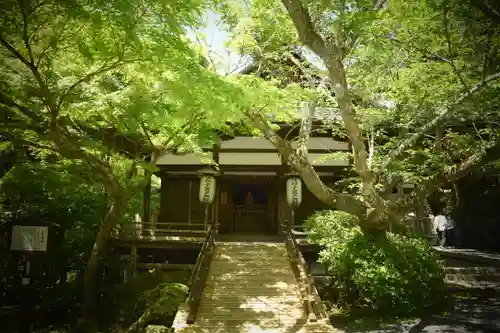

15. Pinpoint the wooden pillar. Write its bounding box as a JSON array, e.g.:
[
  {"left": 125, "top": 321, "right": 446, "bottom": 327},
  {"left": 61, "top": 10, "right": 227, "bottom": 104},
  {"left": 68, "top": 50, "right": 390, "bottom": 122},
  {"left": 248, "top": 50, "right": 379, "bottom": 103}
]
[
  {"left": 130, "top": 243, "right": 137, "bottom": 278},
  {"left": 143, "top": 170, "right": 151, "bottom": 223},
  {"left": 277, "top": 167, "right": 289, "bottom": 234},
  {"left": 159, "top": 172, "right": 167, "bottom": 223},
  {"left": 214, "top": 185, "right": 220, "bottom": 233}
]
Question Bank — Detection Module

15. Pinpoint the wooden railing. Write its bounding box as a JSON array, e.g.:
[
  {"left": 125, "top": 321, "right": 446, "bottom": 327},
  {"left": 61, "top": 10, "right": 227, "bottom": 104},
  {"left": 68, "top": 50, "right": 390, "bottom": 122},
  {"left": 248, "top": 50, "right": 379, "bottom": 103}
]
[
  {"left": 116, "top": 221, "right": 208, "bottom": 238},
  {"left": 282, "top": 225, "right": 328, "bottom": 323},
  {"left": 185, "top": 224, "right": 216, "bottom": 324}
]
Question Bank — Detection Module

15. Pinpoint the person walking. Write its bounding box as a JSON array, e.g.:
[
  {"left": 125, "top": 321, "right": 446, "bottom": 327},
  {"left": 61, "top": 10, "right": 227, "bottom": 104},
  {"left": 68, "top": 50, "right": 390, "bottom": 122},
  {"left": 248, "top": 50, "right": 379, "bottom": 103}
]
[{"left": 433, "top": 213, "right": 448, "bottom": 247}]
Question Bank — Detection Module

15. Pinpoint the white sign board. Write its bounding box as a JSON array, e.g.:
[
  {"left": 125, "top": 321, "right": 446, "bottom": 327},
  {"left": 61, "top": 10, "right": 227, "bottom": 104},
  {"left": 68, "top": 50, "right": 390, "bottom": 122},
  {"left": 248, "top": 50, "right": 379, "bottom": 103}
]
[{"left": 10, "top": 225, "right": 48, "bottom": 252}]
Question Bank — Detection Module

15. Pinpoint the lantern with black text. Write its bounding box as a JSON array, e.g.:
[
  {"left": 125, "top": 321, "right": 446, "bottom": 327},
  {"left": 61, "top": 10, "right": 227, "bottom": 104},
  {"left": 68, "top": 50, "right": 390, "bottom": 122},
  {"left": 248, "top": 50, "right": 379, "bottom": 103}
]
[
  {"left": 199, "top": 174, "right": 216, "bottom": 204},
  {"left": 197, "top": 167, "right": 220, "bottom": 231},
  {"left": 286, "top": 175, "right": 302, "bottom": 208}
]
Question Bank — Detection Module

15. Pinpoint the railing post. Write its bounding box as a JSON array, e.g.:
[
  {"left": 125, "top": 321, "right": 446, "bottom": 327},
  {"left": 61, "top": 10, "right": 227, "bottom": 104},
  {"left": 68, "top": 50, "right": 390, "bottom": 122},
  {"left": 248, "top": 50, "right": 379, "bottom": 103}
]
[
  {"left": 130, "top": 243, "right": 137, "bottom": 277},
  {"left": 203, "top": 203, "right": 209, "bottom": 231}
]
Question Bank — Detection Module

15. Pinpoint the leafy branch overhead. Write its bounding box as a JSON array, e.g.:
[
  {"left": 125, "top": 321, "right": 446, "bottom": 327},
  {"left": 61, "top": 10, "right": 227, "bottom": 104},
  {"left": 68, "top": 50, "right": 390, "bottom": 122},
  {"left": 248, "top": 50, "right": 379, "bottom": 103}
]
[
  {"left": 0, "top": 0, "right": 254, "bottom": 318},
  {"left": 215, "top": 0, "right": 500, "bottom": 228}
]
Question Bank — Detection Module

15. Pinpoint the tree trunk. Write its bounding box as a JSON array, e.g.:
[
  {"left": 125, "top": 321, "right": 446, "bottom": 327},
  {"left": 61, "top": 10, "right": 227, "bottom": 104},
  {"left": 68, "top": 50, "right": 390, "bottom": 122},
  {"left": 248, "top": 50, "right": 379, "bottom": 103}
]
[
  {"left": 81, "top": 194, "right": 129, "bottom": 322},
  {"left": 244, "top": 110, "right": 368, "bottom": 220}
]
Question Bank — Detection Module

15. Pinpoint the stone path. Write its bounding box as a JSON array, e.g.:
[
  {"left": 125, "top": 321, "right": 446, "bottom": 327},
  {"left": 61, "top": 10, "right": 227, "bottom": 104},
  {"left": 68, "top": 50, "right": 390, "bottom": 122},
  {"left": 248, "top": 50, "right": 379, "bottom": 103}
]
[
  {"left": 334, "top": 288, "right": 500, "bottom": 333},
  {"left": 336, "top": 247, "right": 500, "bottom": 333}
]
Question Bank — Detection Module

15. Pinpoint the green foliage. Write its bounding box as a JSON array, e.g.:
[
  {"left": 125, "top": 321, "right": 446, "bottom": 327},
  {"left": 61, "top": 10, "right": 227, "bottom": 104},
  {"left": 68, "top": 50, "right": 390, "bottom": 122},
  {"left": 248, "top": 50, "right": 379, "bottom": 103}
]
[
  {"left": 0, "top": 160, "right": 158, "bottom": 274},
  {"left": 0, "top": 161, "right": 108, "bottom": 270},
  {"left": 100, "top": 270, "right": 188, "bottom": 329},
  {"left": 305, "top": 210, "right": 447, "bottom": 316}
]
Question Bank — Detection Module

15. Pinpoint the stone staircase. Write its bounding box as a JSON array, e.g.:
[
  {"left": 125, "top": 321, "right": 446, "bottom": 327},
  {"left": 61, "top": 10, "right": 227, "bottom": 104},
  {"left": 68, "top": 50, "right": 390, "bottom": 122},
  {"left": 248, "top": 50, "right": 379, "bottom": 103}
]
[
  {"left": 173, "top": 242, "right": 336, "bottom": 333},
  {"left": 436, "top": 248, "right": 500, "bottom": 289},
  {"left": 442, "top": 257, "right": 500, "bottom": 290}
]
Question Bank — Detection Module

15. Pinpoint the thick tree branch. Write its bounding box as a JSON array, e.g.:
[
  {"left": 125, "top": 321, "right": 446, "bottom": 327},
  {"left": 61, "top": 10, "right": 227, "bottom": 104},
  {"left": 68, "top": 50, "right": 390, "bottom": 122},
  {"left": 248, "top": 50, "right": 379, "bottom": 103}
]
[
  {"left": 380, "top": 72, "right": 500, "bottom": 174},
  {"left": 422, "top": 136, "right": 500, "bottom": 195},
  {"left": 281, "top": 0, "right": 387, "bottom": 223},
  {"left": 282, "top": 0, "right": 373, "bottom": 191},
  {"left": 0, "top": 91, "right": 45, "bottom": 122},
  {"left": 280, "top": 0, "right": 329, "bottom": 57},
  {"left": 0, "top": 34, "right": 33, "bottom": 69},
  {"left": 244, "top": 109, "right": 367, "bottom": 220}
]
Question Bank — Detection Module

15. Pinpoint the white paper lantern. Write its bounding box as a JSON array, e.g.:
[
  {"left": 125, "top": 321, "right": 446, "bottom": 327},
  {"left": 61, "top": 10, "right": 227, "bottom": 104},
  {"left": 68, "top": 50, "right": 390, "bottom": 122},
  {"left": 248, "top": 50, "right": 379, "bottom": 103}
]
[
  {"left": 286, "top": 176, "right": 302, "bottom": 208},
  {"left": 199, "top": 175, "right": 216, "bottom": 204}
]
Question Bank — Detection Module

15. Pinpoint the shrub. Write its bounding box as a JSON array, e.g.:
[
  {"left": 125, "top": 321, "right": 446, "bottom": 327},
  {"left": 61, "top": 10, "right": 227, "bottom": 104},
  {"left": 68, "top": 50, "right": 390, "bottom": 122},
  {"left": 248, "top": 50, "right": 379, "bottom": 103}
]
[
  {"left": 305, "top": 210, "right": 447, "bottom": 316},
  {"left": 99, "top": 270, "right": 188, "bottom": 330}
]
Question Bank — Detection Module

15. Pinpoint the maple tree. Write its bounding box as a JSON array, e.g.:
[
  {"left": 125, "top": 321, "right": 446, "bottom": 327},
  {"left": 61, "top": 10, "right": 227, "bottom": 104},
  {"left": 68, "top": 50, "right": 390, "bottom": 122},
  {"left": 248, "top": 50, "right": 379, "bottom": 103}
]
[{"left": 215, "top": 0, "right": 500, "bottom": 229}]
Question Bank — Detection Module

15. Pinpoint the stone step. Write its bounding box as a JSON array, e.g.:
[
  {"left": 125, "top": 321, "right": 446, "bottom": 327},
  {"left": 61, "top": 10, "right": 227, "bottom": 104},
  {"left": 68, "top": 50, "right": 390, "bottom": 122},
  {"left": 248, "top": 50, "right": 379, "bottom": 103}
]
[
  {"left": 446, "top": 279, "right": 500, "bottom": 289},
  {"left": 444, "top": 266, "right": 500, "bottom": 274},
  {"left": 446, "top": 273, "right": 500, "bottom": 282}
]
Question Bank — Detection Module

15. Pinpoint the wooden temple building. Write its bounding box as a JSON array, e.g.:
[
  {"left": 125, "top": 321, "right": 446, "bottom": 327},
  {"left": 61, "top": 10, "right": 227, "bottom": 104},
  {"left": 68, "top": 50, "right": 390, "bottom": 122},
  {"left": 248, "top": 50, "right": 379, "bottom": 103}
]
[
  {"left": 109, "top": 117, "right": 350, "bottom": 270},
  {"left": 107, "top": 118, "right": 349, "bottom": 331},
  {"left": 156, "top": 134, "right": 348, "bottom": 235},
  {"left": 106, "top": 52, "right": 351, "bottom": 331}
]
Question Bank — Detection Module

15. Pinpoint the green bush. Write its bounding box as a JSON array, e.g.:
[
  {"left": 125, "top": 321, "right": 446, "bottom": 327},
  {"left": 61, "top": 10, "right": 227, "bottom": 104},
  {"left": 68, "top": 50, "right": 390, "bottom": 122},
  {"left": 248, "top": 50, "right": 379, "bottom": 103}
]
[
  {"left": 99, "top": 270, "right": 188, "bottom": 330},
  {"left": 305, "top": 210, "right": 447, "bottom": 316}
]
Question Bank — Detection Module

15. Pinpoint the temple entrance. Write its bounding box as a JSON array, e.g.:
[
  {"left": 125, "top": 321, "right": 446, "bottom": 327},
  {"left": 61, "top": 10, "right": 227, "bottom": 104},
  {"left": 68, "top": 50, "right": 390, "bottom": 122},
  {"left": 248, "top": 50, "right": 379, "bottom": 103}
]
[{"left": 232, "top": 183, "right": 269, "bottom": 234}]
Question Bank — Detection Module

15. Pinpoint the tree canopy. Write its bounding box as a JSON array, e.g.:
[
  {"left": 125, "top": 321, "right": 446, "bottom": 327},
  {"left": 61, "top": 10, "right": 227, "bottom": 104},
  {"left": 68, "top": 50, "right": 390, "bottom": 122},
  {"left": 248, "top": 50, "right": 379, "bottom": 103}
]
[
  {"left": 2, "top": 0, "right": 500, "bottom": 330},
  {"left": 210, "top": 0, "right": 500, "bottom": 228}
]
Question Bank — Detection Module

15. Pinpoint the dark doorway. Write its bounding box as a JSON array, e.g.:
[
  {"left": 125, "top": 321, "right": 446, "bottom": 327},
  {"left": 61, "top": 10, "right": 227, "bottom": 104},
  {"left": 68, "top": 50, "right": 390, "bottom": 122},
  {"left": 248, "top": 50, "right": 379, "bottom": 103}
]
[{"left": 232, "top": 183, "right": 269, "bottom": 233}]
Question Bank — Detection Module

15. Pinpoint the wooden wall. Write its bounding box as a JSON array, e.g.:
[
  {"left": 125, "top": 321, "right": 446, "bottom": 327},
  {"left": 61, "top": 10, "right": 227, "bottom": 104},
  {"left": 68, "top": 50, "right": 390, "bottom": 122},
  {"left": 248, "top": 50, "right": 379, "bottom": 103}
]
[
  {"left": 217, "top": 176, "right": 278, "bottom": 234},
  {"left": 159, "top": 176, "right": 214, "bottom": 225},
  {"left": 158, "top": 172, "right": 334, "bottom": 232}
]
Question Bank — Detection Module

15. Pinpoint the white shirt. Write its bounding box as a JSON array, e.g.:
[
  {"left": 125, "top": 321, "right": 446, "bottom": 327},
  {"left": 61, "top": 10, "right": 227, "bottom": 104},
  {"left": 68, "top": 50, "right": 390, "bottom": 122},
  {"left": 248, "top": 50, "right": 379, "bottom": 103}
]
[{"left": 433, "top": 215, "right": 447, "bottom": 231}]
